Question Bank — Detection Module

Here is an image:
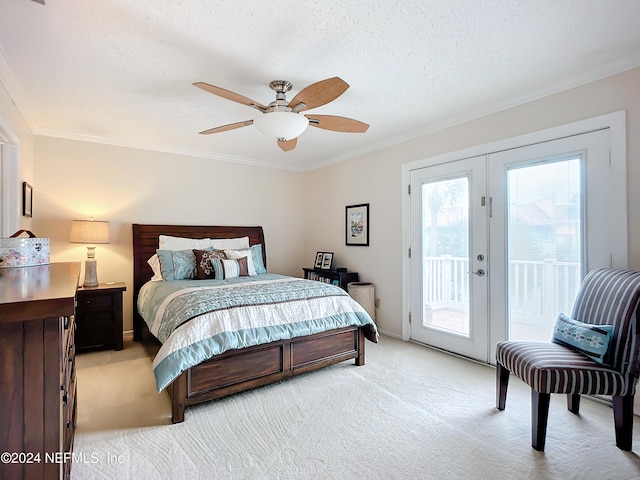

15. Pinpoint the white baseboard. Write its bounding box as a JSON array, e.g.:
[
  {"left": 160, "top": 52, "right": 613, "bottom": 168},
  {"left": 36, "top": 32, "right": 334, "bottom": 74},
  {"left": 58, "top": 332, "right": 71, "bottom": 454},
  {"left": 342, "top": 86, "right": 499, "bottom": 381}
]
[{"left": 377, "top": 328, "right": 402, "bottom": 340}]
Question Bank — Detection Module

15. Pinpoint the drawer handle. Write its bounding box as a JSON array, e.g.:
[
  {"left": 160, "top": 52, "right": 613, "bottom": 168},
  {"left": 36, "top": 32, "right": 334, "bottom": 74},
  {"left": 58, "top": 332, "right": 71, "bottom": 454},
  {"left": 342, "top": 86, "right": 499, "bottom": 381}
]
[{"left": 62, "top": 392, "right": 68, "bottom": 405}]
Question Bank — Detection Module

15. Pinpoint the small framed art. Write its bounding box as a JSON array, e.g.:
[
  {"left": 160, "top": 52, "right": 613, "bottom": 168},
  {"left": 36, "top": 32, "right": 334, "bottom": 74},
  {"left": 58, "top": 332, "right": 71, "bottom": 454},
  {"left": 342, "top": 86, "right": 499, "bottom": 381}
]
[
  {"left": 314, "top": 252, "right": 324, "bottom": 269},
  {"left": 321, "top": 252, "right": 334, "bottom": 270},
  {"left": 345, "top": 203, "right": 369, "bottom": 246},
  {"left": 22, "top": 181, "right": 33, "bottom": 217}
]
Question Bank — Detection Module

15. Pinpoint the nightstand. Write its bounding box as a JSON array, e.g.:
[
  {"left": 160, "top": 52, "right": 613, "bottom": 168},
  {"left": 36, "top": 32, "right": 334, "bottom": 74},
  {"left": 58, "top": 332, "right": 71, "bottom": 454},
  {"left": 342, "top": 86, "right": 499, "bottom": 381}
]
[{"left": 75, "top": 282, "right": 126, "bottom": 352}]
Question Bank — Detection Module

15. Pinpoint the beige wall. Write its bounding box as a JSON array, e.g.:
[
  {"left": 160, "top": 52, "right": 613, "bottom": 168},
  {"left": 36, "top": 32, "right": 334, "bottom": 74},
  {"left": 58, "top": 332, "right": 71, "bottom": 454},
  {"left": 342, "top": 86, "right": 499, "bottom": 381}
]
[
  {"left": 304, "top": 66, "right": 640, "bottom": 337},
  {"left": 31, "top": 137, "right": 305, "bottom": 331}
]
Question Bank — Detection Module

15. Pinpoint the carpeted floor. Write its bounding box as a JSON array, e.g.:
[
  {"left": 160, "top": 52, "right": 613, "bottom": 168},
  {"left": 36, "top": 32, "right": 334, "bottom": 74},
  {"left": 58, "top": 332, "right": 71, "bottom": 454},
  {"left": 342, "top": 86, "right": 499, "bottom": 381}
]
[{"left": 72, "top": 336, "right": 640, "bottom": 480}]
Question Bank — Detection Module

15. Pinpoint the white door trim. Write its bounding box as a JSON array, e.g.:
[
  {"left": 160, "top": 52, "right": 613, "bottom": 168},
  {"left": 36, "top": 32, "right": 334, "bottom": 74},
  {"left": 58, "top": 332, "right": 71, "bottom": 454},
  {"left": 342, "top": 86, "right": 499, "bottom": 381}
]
[
  {"left": 401, "top": 111, "right": 627, "bottom": 342},
  {"left": 0, "top": 113, "right": 20, "bottom": 237}
]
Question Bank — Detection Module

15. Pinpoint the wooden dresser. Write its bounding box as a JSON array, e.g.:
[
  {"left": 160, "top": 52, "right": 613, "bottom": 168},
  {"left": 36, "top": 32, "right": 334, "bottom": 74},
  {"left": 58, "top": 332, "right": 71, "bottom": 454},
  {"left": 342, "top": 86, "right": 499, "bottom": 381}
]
[{"left": 0, "top": 262, "right": 80, "bottom": 480}]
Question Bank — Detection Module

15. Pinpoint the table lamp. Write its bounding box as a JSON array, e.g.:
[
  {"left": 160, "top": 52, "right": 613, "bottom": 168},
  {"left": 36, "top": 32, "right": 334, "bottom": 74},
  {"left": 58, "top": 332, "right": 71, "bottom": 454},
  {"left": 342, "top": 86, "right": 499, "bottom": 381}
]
[{"left": 70, "top": 219, "right": 110, "bottom": 287}]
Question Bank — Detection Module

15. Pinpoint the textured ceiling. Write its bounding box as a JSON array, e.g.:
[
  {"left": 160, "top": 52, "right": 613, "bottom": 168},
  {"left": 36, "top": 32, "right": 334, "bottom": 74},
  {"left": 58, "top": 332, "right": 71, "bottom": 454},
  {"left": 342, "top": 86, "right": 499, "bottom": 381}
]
[{"left": 1, "top": 0, "right": 640, "bottom": 171}]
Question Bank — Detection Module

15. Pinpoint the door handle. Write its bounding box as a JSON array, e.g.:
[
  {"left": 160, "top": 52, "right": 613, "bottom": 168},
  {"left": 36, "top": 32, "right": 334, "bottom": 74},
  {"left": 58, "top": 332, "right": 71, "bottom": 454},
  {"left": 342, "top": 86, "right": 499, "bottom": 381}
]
[{"left": 469, "top": 269, "right": 485, "bottom": 277}]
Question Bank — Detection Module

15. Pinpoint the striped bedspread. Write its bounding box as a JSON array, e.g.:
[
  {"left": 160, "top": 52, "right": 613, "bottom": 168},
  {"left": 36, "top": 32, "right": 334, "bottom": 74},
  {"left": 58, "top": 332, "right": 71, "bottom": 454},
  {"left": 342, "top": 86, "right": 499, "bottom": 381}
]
[{"left": 137, "top": 274, "right": 378, "bottom": 391}]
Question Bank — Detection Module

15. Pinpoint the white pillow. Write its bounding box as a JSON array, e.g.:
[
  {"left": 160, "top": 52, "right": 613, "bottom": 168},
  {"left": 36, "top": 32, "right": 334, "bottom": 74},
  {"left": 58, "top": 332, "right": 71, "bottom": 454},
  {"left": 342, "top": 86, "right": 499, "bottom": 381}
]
[
  {"left": 210, "top": 236, "right": 250, "bottom": 249},
  {"left": 159, "top": 235, "right": 211, "bottom": 250},
  {"left": 224, "top": 248, "right": 256, "bottom": 276},
  {"left": 147, "top": 254, "right": 163, "bottom": 281},
  {"left": 158, "top": 235, "right": 250, "bottom": 250}
]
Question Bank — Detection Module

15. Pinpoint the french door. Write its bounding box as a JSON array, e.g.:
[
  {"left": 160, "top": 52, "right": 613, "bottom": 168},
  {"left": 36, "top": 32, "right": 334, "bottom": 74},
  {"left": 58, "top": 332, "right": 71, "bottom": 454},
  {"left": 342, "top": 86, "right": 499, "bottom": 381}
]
[
  {"left": 409, "top": 128, "right": 618, "bottom": 363},
  {"left": 409, "top": 155, "right": 488, "bottom": 360}
]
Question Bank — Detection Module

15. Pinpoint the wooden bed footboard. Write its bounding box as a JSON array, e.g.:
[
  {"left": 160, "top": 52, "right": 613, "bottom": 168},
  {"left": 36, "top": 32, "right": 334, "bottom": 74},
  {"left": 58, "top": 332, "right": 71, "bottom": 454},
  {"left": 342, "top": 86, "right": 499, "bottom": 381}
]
[{"left": 167, "top": 326, "right": 366, "bottom": 423}]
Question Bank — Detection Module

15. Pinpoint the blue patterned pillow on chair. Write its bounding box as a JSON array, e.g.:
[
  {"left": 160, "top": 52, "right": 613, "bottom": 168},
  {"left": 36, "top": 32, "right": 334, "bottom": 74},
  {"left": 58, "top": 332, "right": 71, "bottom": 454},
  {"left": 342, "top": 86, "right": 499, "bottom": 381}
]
[{"left": 552, "top": 313, "right": 614, "bottom": 365}]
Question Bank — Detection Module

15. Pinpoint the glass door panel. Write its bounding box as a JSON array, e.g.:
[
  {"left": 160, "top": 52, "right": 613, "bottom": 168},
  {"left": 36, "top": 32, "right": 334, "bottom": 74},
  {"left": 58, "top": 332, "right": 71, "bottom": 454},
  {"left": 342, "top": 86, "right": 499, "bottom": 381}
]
[
  {"left": 422, "top": 176, "right": 470, "bottom": 336},
  {"left": 507, "top": 159, "right": 582, "bottom": 341}
]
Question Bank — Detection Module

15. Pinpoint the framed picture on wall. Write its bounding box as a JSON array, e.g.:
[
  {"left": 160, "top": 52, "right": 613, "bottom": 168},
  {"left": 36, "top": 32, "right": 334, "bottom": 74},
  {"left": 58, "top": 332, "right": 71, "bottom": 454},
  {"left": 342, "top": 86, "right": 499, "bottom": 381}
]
[
  {"left": 314, "top": 252, "right": 324, "bottom": 269},
  {"left": 345, "top": 203, "right": 369, "bottom": 246},
  {"left": 22, "top": 182, "right": 33, "bottom": 217}
]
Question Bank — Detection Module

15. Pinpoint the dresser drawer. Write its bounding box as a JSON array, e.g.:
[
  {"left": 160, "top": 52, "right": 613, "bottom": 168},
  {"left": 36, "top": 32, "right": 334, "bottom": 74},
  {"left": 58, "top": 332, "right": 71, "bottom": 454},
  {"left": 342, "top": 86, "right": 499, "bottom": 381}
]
[
  {"left": 76, "top": 293, "right": 113, "bottom": 312},
  {"left": 62, "top": 315, "right": 75, "bottom": 360},
  {"left": 63, "top": 341, "right": 75, "bottom": 387},
  {"left": 63, "top": 379, "right": 76, "bottom": 449}
]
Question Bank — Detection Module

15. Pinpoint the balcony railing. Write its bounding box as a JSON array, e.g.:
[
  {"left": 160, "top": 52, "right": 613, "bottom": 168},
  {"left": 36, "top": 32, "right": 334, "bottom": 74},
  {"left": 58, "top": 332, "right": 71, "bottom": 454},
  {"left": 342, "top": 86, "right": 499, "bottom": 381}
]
[
  {"left": 423, "top": 256, "right": 469, "bottom": 311},
  {"left": 424, "top": 256, "right": 581, "bottom": 329}
]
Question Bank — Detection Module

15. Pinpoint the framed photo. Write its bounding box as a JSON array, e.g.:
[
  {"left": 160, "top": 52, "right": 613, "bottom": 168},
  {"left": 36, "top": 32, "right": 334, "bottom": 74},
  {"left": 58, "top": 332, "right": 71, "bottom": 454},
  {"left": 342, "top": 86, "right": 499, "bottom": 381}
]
[
  {"left": 321, "top": 252, "right": 334, "bottom": 270},
  {"left": 314, "top": 251, "right": 324, "bottom": 269},
  {"left": 345, "top": 203, "right": 369, "bottom": 246},
  {"left": 22, "top": 181, "right": 33, "bottom": 217}
]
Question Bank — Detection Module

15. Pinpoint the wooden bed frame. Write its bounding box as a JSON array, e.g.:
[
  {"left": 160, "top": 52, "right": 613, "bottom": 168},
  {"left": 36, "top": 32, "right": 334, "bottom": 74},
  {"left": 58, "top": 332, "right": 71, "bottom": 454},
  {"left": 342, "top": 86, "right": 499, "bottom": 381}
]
[{"left": 132, "top": 224, "right": 366, "bottom": 423}]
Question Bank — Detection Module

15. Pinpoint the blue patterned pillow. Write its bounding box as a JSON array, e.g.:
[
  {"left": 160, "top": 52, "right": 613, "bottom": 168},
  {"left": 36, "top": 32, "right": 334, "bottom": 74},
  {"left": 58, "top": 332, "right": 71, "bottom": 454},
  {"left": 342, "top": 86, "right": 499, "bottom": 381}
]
[
  {"left": 156, "top": 249, "right": 197, "bottom": 280},
  {"left": 251, "top": 244, "right": 267, "bottom": 274},
  {"left": 552, "top": 313, "right": 614, "bottom": 364}
]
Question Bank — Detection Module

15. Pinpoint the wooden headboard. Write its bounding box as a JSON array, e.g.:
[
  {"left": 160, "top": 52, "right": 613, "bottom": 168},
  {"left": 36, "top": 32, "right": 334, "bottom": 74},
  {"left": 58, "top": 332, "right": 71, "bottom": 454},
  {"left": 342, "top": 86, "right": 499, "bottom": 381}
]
[{"left": 131, "top": 224, "right": 266, "bottom": 340}]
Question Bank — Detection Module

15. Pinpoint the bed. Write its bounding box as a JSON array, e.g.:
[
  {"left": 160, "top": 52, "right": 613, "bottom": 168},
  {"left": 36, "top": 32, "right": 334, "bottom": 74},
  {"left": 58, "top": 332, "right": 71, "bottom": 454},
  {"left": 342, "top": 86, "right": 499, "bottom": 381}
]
[{"left": 132, "top": 224, "right": 378, "bottom": 423}]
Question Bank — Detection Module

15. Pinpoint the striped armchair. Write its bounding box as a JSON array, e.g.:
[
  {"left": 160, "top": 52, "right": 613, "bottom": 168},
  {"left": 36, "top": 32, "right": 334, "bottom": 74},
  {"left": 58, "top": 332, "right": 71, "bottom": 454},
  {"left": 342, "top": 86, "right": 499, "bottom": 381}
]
[{"left": 495, "top": 268, "right": 640, "bottom": 451}]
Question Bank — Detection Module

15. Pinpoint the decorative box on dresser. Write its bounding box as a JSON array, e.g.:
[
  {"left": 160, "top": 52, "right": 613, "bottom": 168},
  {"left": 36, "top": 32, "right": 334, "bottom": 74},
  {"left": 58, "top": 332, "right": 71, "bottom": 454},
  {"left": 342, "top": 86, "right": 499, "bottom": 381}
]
[{"left": 0, "top": 262, "right": 80, "bottom": 480}]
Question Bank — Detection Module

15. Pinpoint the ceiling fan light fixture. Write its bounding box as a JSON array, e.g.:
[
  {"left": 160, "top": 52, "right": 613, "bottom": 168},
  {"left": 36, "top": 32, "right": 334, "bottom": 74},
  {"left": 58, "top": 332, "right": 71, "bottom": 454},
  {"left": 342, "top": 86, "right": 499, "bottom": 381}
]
[{"left": 253, "top": 111, "right": 309, "bottom": 141}]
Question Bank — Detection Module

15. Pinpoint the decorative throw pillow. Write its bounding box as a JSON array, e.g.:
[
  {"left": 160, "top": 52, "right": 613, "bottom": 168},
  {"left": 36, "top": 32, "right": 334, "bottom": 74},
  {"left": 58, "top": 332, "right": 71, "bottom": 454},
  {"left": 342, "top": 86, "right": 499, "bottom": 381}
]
[
  {"left": 156, "top": 249, "right": 197, "bottom": 281},
  {"left": 552, "top": 313, "right": 614, "bottom": 365},
  {"left": 211, "top": 256, "right": 249, "bottom": 279},
  {"left": 224, "top": 249, "right": 256, "bottom": 275},
  {"left": 193, "top": 249, "right": 226, "bottom": 279},
  {"left": 224, "top": 246, "right": 266, "bottom": 275}
]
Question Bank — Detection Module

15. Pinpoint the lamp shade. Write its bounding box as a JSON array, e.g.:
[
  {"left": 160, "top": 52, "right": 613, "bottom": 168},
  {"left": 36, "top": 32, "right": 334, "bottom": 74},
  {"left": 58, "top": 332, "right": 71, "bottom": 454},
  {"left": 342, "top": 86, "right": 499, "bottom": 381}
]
[
  {"left": 70, "top": 220, "right": 110, "bottom": 244},
  {"left": 253, "top": 111, "right": 309, "bottom": 141}
]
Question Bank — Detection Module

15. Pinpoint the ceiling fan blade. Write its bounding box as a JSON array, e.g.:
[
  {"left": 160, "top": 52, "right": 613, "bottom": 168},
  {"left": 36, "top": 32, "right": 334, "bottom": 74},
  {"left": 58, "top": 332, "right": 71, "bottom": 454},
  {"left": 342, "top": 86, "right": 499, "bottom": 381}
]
[
  {"left": 277, "top": 138, "right": 297, "bottom": 152},
  {"left": 306, "top": 115, "right": 369, "bottom": 133},
  {"left": 288, "top": 77, "right": 349, "bottom": 112},
  {"left": 198, "top": 120, "right": 253, "bottom": 135},
  {"left": 193, "top": 82, "right": 267, "bottom": 112}
]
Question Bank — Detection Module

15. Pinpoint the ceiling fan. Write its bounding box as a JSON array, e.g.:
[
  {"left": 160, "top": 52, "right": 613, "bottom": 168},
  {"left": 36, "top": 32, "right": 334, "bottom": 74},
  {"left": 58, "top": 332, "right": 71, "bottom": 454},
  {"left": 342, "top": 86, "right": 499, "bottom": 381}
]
[{"left": 193, "top": 77, "right": 369, "bottom": 152}]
